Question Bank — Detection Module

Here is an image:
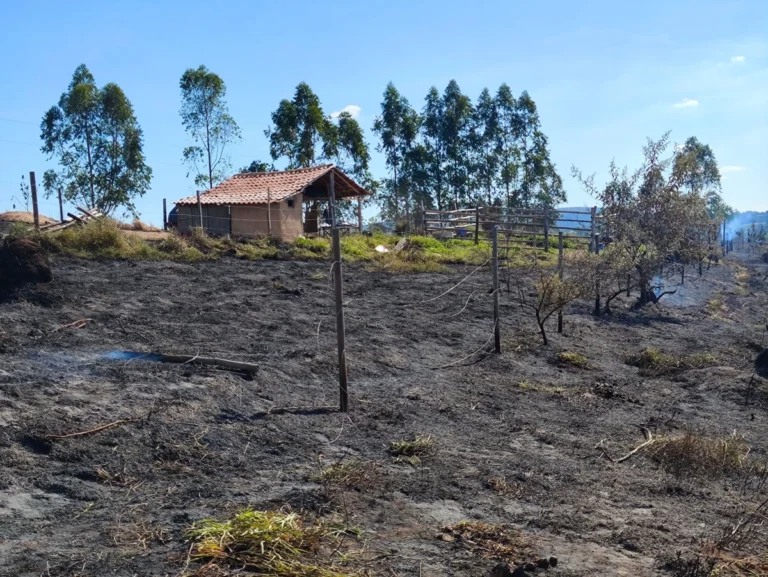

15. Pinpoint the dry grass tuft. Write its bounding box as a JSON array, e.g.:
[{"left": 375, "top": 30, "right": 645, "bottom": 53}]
[
  {"left": 441, "top": 521, "right": 532, "bottom": 565},
  {"left": 317, "top": 460, "right": 379, "bottom": 490},
  {"left": 646, "top": 432, "right": 750, "bottom": 478},
  {"left": 626, "top": 348, "right": 717, "bottom": 375},
  {"left": 487, "top": 476, "right": 523, "bottom": 497},
  {"left": 187, "top": 509, "right": 355, "bottom": 577},
  {"left": 555, "top": 351, "right": 590, "bottom": 369}
]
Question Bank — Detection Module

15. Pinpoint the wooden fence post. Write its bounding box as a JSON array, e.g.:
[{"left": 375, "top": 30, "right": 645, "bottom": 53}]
[
  {"left": 357, "top": 197, "right": 363, "bottom": 233},
  {"left": 543, "top": 207, "right": 550, "bottom": 251},
  {"left": 329, "top": 171, "right": 349, "bottom": 412},
  {"left": 57, "top": 186, "right": 64, "bottom": 223},
  {"left": 196, "top": 191, "right": 203, "bottom": 230},
  {"left": 29, "top": 171, "right": 39, "bottom": 231},
  {"left": 162, "top": 198, "right": 167, "bottom": 231},
  {"left": 474, "top": 206, "right": 480, "bottom": 245},
  {"left": 267, "top": 188, "right": 272, "bottom": 235},
  {"left": 492, "top": 226, "right": 501, "bottom": 354},
  {"left": 590, "top": 206, "right": 597, "bottom": 253},
  {"left": 593, "top": 233, "right": 601, "bottom": 316},
  {"left": 557, "top": 231, "right": 564, "bottom": 333}
]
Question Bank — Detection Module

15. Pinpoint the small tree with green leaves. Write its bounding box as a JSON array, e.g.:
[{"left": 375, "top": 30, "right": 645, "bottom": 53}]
[
  {"left": 41, "top": 64, "right": 152, "bottom": 215},
  {"left": 180, "top": 65, "right": 240, "bottom": 189},
  {"left": 574, "top": 134, "right": 716, "bottom": 306}
]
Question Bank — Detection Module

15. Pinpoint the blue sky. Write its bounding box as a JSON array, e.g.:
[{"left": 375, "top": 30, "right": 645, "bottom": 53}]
[{"left": 0, "top": 0, "right": 766, "bottom": 225}]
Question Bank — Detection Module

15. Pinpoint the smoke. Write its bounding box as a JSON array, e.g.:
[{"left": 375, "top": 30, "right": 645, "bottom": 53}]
[{"left": 726, "top": 213, "right": 766, "bottom": 244}]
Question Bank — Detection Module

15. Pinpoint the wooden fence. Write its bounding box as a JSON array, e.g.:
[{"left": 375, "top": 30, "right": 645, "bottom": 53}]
[{"left": 424, "top": 206, "right": 601, "bottom": 249}]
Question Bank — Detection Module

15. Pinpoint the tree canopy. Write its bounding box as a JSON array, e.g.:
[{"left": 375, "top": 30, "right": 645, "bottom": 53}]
[
  {"left": 371, "top": 80, "right": 564, "bottom": 225},
  {"left": 40, "top": 64, "right": 152, "bottom": 215},
  {"left": 180, "top": 65, "right": 241, "bottom": 190}
]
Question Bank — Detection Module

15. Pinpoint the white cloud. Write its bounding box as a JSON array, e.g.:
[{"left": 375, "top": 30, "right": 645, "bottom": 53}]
[
  {"left": 673, "top": 97, "right": 699, "bottom": 108},
  {"left": 330, "top": 105, "right": 361, "bottom": 120},
  {"left": 731, "top": 55, "right": 745, "bottom": 63},
  {"left": 721, "top": 165, "right": 746, "bottom": 173}
]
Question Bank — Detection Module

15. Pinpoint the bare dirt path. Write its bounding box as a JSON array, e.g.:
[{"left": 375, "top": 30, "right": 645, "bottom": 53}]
[{"left": 0, "top": 255, "right": 766, "bottom": 576}]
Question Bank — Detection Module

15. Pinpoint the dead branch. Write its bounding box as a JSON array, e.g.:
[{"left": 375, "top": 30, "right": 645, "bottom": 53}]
[
  {"left": 616, "top": 434, "right": 656, "bottom": 463},
  {"left": 46, "top": 417, "right": 141, "bottom": 439},
  {"left": 53, "top": 318, "right": 92, "bottom": 332}
]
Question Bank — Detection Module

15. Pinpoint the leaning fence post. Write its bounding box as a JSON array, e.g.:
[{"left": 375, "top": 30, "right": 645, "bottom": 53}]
[
  {"left": 558, "top": 231, "right": 564, "bottom": 333},
  {"left": 492, "top": 226, "right": 501, "bottom": 354},
  {"left": 593, "top": 233, "right": 601, "bottom": 316},
  {"left": 474, "top": 206, "right": 480, "bottom": 245},
  {"left": 196, "top": 190, "right": 203, "bottom": 230},
  {"left": 57, "top": 186, "right": 64, "bottom": 223},
  {"left": 30, "top": 171, "right": 39, "bottom": 231},
  {"left": 544, "top": 207, "right": 550, "bottom": 251}
]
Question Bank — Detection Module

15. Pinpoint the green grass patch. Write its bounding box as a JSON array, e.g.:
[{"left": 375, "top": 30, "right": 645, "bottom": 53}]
[
  {"left": 556, "top": 351, "right": 590, "bottom": 369},
  {"left": 12, "top": 219, "right": 562, "bottom": 274},
  {"left": 187, "top": 509, "right": 355, "bottom": 576},
  {"left": 625, "top": 348, "right": 717, "bottom": 375}
]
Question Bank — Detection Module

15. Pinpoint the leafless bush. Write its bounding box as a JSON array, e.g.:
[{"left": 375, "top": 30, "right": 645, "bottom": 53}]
[{"left": 516, "top": 251, "right": 598, "bottom": 345}]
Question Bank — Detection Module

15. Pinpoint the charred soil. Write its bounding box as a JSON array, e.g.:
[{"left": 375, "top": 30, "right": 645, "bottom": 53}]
[{"left": 0, "top": 254, "right": 767, "bottom": 576}]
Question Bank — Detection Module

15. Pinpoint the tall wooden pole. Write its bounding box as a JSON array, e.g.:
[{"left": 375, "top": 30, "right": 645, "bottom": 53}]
[
  {"left": 196, "top": 190, "right": 203, "bottom": 230},
  {"left": 162, "top": 198, "right": 168, "bottom": 231},
  {"left": 543, "top": 207, "right": 550, "bottom": 251},
  {"left": 557, "top": 231, "right": 564, "bottom": 333},
  {"left": 492, "top": 226, "right": 501, "bottom": 354},
  {"left": 357, "top": 197, "right": 363, "bottom": 233},
  {"left": 29, "top": 171, "right": 39, "bottom": 231},
  {"left": 57, "top": 186, "right": 64, "bottom": 223},
  {"left": 593, "top": 233, "right": 601, "bottom": 316},
  {"left": 328, "top": 171, "right": 348, "bottom": 412},
  {"left": 474, "top": 206, "right": 480, "bottom": 245}
]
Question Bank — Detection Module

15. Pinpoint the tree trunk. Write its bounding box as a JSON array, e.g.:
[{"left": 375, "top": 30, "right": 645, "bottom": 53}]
[
  {"left": 205, "top": 116, "right": 213, "bottom": 190},
  {"left": 85, "top": 127, "right": 96, "bottom": 209},
  {"left": 535, "top": 311, "right": 548, "bottom": 345}
]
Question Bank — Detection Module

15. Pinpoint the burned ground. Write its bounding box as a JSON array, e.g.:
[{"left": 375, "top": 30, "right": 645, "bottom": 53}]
[{"left": 0, "top": 254, "right": 767, "bottom": 576}]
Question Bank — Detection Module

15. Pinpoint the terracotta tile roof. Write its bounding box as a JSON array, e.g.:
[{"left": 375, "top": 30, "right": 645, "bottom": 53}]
[{"left": 175, "top": 164, "right": 368, "bottom": 206}]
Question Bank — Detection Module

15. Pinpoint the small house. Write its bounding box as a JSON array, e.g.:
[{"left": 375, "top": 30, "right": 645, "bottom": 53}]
[{"left": 174, "top": 164, "right": 369, "bottom": 241}]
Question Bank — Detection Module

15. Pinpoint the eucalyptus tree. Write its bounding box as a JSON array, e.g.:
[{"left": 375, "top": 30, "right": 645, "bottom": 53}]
[
  {"left": 41, "top": 64, "right": 152, "bottom": 214},
  {"left": 372, "top": 82, "right": 421, "bottom": 223},
  {"left": 472, "top": 87, "right": 500, "bottom": 205},
  {"left": 180, "top": 65, "right": 240, "bottom": 189},
  {"left": 265, "top": 82, "right": 336, "bottom": 168},
  {"left": 441, "top": 80, "right": 474, "bottom": 209}
]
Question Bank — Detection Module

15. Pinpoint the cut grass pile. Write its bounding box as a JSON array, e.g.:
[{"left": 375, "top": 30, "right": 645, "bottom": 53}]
[
  {"left": 645, "top": 432, "right": 750, "bottom": 478},
  {"left": 626, "top": 348, "right": 717, "bottom": 375},
  {"left": 555, "top": 351, "right": 590, "bottom": 369},
  {"left": 389, "top": 435, "right": 434, "bottom": 465},
  {"left": 317, "top": 460, "right": 379, "bottom": 490},
  {"left": 187, "top": 509, "right": 354, "bottom": 577},
  {"left": 441, "top": 521, "right": 532, "bottom": 566}
]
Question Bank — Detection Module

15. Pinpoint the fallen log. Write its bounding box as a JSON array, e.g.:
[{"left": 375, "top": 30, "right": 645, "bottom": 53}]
[{"left": 109, "top": 351, "right": 259, "bottom": 374}]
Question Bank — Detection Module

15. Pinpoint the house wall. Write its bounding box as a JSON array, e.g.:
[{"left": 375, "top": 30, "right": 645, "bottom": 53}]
[{"left": 230, "top": 194, "right": 303, "bottom": 241}]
